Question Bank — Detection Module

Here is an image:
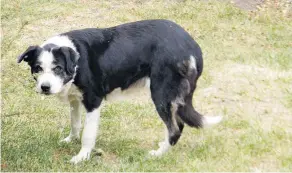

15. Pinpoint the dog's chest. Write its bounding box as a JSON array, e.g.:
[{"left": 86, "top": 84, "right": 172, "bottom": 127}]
[{"left": 57, "top": 84, "right": 82, "bottom": 102}]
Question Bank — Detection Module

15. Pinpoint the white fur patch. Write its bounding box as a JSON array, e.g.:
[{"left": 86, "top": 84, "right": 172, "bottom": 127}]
[
  {"left": 37, "top": 73, "right": 63, "bottom": 94},
  {"left": 203, "top": 115, "right": 223, "bottom": 127},
  {"left": 39, "top": 51, "right": 54, "bottom": 70},
  {"left": 70, "top": 107, "right": 101, "bottom": 164},
  {"left": 105, "top": 77, "right": 150, "bottom": 102},
  {"left": 57, "top": 83, "right": 82, "bottom": 102},
  {"left": 41, "top": 35, "right": 78, "bottom": 53},
  {"left": 189, "top": 55, "right": 197, "bottom": 70},
  {"left": 149, "top": 128, "right": 171, "bottom": 156}
]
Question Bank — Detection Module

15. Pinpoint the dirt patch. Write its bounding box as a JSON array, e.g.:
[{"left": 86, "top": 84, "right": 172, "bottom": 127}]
[
  {"left": 231, "top": 0, "right": 264, "bottom": 10},
  {"left": 200, "top": 63, "right": 292, "bottom": 132}
]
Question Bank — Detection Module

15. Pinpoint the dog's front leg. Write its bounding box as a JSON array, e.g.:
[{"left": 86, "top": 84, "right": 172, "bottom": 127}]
[
  {"left": 70, "top": 97, "right": 101, "bottom": 164},
  {"left": 60, "top": 99, "right": 82, "bottom": 143}
]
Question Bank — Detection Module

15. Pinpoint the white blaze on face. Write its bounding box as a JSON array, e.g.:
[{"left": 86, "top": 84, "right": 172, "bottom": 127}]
[{"left": 36, "top": 51, "right": 64, "bottom": 94}]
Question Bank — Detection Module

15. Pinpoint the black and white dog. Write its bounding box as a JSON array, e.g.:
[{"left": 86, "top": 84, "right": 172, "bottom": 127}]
[{"left": 18, "top": 19, "right": 222, "bottom": 164}]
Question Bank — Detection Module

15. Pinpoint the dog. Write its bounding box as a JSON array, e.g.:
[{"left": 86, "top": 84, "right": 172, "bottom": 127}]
[{"left": 18, "top": 19, "right": 222, "bottom": 164}]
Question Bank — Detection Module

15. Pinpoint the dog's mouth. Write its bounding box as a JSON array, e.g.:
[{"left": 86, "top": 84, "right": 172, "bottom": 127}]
[{"left": 40, "top": 91, "right": 52, "bottom": 95}]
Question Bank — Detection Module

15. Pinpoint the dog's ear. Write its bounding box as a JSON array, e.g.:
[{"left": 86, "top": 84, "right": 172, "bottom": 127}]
[
  {"left": 52, "top": 47, "right": 78, "bottom": 75},
  {"left": 17, "top": 46, "right": 41, "bottom": 63}
]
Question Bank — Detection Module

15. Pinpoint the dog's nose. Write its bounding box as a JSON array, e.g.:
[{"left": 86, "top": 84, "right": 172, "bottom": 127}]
[{"left": 41, "top": 83, "right": 51, "bottom": 92}]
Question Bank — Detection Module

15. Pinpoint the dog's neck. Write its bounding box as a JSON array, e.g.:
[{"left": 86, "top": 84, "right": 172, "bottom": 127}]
[
  {"left": 57, "top": 65, "right": 81, "bottom": 102},
  {"left": 57, "top": 80, "right": 82, "bottom": 103}
]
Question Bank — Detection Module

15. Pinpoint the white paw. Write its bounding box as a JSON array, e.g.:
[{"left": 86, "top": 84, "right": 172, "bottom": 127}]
[
  {"left": 149, "top": 141, "right": 170, "bottom": 157},
  {"left": 70, "top": 148, "right": 91, "bottom": 164},
  {"left": 60, "top": 134, "right": 79, "bottom": 143}
]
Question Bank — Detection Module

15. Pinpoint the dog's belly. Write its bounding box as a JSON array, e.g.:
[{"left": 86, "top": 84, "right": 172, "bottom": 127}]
[{"left": 105, "top": 77, "right": 151, "bottom": 102}]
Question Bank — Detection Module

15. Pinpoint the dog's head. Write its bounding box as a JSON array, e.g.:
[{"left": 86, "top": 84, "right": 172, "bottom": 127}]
[{"left": 18, "top": 44, "right": 78, "bottom": 95}]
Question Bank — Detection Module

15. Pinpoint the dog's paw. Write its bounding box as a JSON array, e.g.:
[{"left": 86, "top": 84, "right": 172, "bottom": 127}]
[
  {"left": 70, "top": 148, "right": 91, "bottom": 164},
  {"left": 60, "top": 134, "right": 79, "bottom": 143},
  {"left": 149, "top": 141, "right": 170, "bottom": 157}
]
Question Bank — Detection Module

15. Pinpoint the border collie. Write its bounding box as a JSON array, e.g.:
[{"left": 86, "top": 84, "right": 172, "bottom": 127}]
[{"left": 18, "top": 19, "right": 222, "bottom": 164}]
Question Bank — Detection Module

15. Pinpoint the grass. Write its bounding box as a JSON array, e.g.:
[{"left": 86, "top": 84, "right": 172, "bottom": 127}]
[{"left": 1, "top": 0, "right": 292, "bottom": 171}]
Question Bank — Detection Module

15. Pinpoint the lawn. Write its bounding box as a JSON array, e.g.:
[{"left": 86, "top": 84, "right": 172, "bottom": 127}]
[{"left": 1, "top": 0, "right": 292, "bottom": 171}]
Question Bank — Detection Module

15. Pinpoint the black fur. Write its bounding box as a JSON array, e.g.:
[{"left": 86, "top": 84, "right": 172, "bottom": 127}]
[
  {"left": 51, "top": 47, "right": 78, "bottom": 84},
  {"left": 65, "top": 19, "right": 204, "bottom": 145},
  {"left": 17, "top": 45, "right": 41, "bottom": 64},
  {"left": 42, "top": 43, "right": 57, "bottom": 51},
  {"left": 20, "top": 19, "right": 205, "bottom": 146}
]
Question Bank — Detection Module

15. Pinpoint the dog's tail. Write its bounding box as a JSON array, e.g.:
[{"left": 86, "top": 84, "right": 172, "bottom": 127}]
[
  {"left": 177, "top": 99, "right": 222, "bottom": 128},
  {"left": 175, "top": 56, "right": 222, "bottom": 128}
]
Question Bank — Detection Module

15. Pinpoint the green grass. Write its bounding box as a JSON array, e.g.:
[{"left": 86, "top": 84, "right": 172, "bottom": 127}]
[{"left": 1, "top": 0, "right": 292, "bottom": 171}]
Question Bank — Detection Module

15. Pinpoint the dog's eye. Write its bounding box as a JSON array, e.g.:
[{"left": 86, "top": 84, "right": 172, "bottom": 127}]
[
  {"left": 35, "top": 65, "right": 43, "bottom": 73},
  {"left": 53, "top": 66, "right": 63, "bottom": 73}
]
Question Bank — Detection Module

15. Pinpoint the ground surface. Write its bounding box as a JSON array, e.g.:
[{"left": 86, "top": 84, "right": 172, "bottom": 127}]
[
  {"left": 1, "top": 0, "right": 292, "bottom": 172},
  {"left": 232, "top": 0, "right": 264, "bottom": 10}
]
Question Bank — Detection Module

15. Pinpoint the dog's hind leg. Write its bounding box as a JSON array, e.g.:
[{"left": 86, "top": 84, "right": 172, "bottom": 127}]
[
  {"left": 176, "top": 115, "right": 185, "bottom": 133},
  {"left": 149, "top": 97, "right": 185, "bottom": 156},
  {"left": 148, "top": 76, "right": 183, "bottom": 156},
  {"left": 148, "top": 102, "right": 181, "bottom": 156},
  {"left": 60, "top": 99, "right": 82, "bottom": 143}
]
